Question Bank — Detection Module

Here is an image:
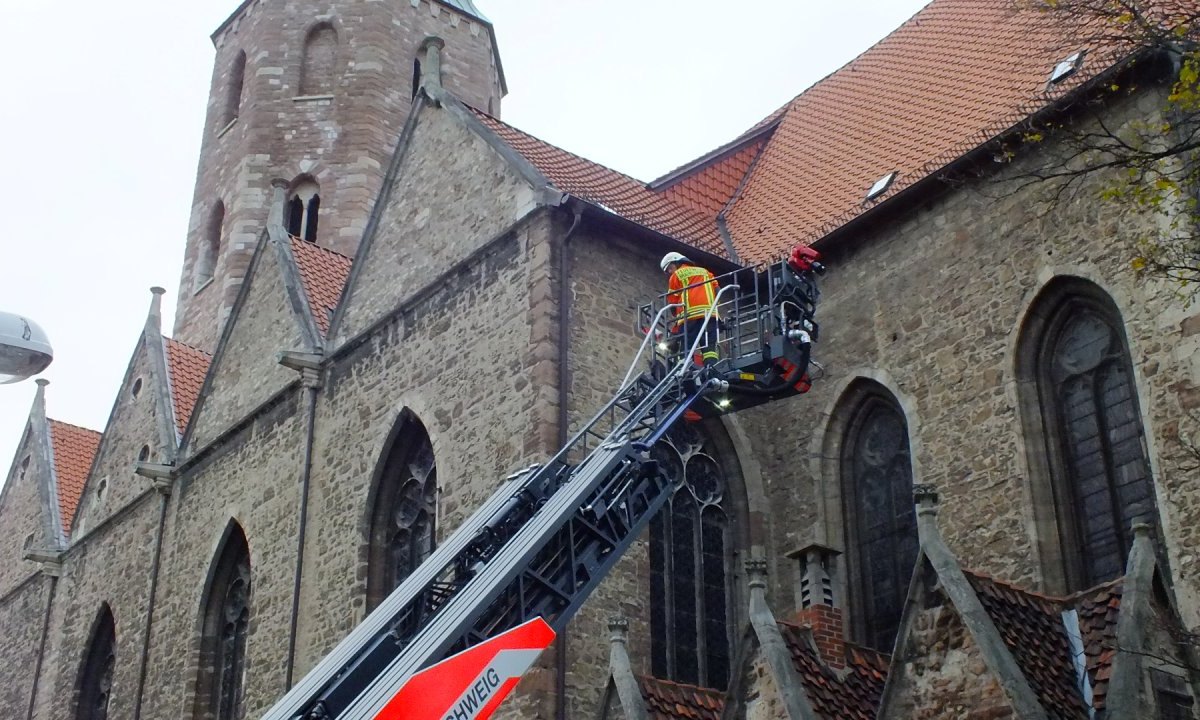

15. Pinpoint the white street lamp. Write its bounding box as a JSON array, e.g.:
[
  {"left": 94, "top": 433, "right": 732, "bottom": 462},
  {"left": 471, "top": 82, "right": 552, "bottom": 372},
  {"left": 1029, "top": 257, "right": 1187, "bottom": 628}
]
[{"left": 0, "top": 311, "right": 53, "bottom": 384}]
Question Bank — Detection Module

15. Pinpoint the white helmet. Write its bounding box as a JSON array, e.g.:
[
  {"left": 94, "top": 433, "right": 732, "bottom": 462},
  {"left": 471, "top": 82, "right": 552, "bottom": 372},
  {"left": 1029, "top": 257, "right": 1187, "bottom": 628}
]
[{"left": 660, "top": 252, "right": 689, "bottom": 272}]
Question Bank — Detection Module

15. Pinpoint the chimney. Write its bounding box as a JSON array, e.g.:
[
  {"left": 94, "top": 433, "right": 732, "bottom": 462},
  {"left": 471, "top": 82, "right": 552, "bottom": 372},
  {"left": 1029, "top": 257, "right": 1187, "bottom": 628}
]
[{"left": 786, "top": 543, "right": 845, "bottom": 670}]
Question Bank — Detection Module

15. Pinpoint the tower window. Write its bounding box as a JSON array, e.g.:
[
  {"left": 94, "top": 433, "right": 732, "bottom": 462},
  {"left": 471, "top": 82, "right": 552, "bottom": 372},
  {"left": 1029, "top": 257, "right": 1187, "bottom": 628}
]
[
  {"left": 299, "top": 23, "right": 338, "bottom": 96},
  {"left": 221, "top": 51, "right": 247, "bottom": 129},
  {"left": 286, "top": 179, "right": 320, "bottom": 243},
  {"left": 196, "top": 201, "right": 224, "bottom": 289}
]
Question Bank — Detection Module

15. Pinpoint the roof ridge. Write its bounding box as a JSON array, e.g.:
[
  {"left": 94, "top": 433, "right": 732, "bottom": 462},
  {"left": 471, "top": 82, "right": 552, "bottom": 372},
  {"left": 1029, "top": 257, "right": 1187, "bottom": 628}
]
[
  {"left": 164, "top": 335, "right": 214, "bottom": 357},
  {"left": 467, "top": 105, "right": 653, "bottom": 187},
  {"left": 46, "top": 418, "right": 102, "bottom": 436},
  {"left": 636, "top": 673, "right": 725, "bottom": 694},
  {"left": 290, "top": 235, "right": 355, "bottom": 262},
  {"left": 963, "top": 567, "right": 1067, "bottom": 604}
]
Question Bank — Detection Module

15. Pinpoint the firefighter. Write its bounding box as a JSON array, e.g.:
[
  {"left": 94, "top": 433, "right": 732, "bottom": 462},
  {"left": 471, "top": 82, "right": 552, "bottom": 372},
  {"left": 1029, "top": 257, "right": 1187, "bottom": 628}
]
[{"left": 661, "top": 252, "right": 720, "bottom": 368}]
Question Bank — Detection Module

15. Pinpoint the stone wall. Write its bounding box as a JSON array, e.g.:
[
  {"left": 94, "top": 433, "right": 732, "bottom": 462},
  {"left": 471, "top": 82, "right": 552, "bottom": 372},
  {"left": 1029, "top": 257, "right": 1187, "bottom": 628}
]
[
  {"left": 140, "top": 392, "right": 306, "bottom": 719},
  {"left": 175, "top": 0, "right": 504, "bottom": 350},
  {"left": 33, "top": 493, "right": 161, "bottom": 720},
  {"left": 883, "top": 598, "right": 1016, "bottom": 720},
  {"left": 70, "top": 339, "right": 162, "bottom": 538},
  {"left": 720, "top": 84, "right": 1200, "bottom": 632},
  {"left": 0, "top": 576, "right": 50, "bottom": 718},
  {"left": 0, "top": 429, "right": 49, "bottom": 594}
]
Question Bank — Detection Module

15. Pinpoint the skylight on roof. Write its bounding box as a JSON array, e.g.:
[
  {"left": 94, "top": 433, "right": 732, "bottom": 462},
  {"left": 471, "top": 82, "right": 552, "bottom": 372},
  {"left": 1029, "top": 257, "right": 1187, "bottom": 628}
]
[
  {"left": 865, "top": 171, "right": 898, "bottom": 202},
  {"left": 1049, "top": 51, "right": 1085, "bottom": 85}
]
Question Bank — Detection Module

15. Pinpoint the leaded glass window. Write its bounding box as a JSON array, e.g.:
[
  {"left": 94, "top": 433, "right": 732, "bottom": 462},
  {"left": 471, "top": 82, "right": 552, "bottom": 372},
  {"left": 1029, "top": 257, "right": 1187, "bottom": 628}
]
[
  {"left": 1039, "top": 301, "right": 1154, "bottom": 589},
  {"left": 76, "top": 606, "right": 116, "bottom": 720},
  {"left": 367, "top": 413, "right": 437, "bottom": 610},
  {"left": 649, "top": 423, "right": 732, "bottom": 689},
  {"left": 843, "top": 393, "right": 916, "bottom": 653},
  {"left": 195, "top": 525, "right": 251, "bottom": 720}
]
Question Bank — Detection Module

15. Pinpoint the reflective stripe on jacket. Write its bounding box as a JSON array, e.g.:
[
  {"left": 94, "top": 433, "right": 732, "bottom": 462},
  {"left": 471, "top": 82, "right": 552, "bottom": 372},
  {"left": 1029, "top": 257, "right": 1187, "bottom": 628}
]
[{"left": 667, "top": 265, "right": 719, "bottom": 325}]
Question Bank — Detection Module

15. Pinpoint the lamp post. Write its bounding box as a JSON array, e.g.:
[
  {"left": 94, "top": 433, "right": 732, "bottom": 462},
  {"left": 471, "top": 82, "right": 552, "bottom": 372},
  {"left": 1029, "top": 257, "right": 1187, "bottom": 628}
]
[{"left": 0, "top": 311, "right": 53, "bottom": 384}]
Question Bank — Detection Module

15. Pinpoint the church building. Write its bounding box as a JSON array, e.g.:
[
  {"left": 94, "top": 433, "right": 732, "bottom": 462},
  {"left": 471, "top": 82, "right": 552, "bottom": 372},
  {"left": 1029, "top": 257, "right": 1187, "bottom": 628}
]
[{"left": 2, "top": 0, "right": 1198, "bottom": 718}]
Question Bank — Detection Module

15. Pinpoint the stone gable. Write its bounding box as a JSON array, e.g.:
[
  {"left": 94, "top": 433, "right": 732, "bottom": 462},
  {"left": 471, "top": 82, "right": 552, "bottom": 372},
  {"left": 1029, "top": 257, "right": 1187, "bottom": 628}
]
[
  {"left": 332, "top": 98, "right": 546, "bottom": 344},
  {"left": 185, "top": 232, "right": 311, "bottom": 454}
]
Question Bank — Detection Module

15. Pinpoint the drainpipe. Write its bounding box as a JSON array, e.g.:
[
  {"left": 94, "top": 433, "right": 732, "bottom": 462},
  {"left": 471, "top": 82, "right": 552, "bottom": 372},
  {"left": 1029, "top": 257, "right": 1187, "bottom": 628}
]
[
  {"left": 131, "top": 469, "right": 175, "bottom": 720},
  {"left": 279, "top": 355, "right": 323, "bottom": 687},
  {"left": 555, "top": 203, "right": 584, "bottom": 720},
  {"left": 25, "top": 556, "right": 61, "bottom": 720}
]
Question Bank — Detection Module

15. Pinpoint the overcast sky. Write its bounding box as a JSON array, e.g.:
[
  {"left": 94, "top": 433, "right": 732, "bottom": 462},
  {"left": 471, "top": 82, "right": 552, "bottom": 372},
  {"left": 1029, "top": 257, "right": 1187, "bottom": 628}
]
[{"left": 0, "top": 0, "right": 929, "bottom": 483}]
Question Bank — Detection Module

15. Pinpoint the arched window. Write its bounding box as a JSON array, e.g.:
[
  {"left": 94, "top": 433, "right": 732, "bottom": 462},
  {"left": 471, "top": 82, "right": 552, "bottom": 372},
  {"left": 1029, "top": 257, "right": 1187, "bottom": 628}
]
[
  {"left": 286, "top": 179, "right": 320, "bottom": 243},
  {"left": 1019, "top": 280, "right": 1155, "bottom": 591},
  {"left": 196, "top": 201, "right": 223, "bottom": 288},
  {"left": 840, "top": 385, "right": 916, "bottom": 653},
  {"left": 222, "top": 51, "right": 246, "bottom": 129},
  {"left": 299, "top": 23, "right": 338, "bottom": 96},
  {"left": 75, "top": 605, "right": 116, "bottom": 720},
  {"left": 194, "top": 523, "right": 252, "bottom": 720},
  {"left": 366, "top": 411, "right": 437, "bottom": 610},
  {"left": 649, "top": 423, "right": 738, "bottom": 689}
]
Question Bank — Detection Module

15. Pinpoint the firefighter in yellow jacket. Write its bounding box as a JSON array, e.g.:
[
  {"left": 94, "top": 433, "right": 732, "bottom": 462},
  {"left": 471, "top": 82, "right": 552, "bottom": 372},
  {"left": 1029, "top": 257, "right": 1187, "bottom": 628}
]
[{"left": 661, "top": 252, "right": 720, "bottom": 368}]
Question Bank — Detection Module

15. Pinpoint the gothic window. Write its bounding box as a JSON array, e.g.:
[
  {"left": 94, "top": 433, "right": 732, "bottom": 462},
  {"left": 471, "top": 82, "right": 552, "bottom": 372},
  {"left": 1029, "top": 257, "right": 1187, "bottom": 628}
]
[
  {"left": 75, "top": 605, "right": 116, "bottom": 720},
  {"left": 196, "top": 201, "right": 223, "bottom": 288},
  {"left": 366, "top": 411, "right": 437, "bottom": 610},
  {"left": 841, "top": 388, "right": 916, "bottom": 653},
  {"left": 194, "top": 523, "right": 252, "bottom": 720},
  {"left": 286, "top": 180, "right": 320, "bottom": 243},
  {"left": 1028, "top": 286, "right": 1155, "bottom": 590},
  {"left": 299, "top": 23, "right": 338, "bottom": 96},
  {"left": 649, "top": 423, "right": 734, "bottom": 689},
  {"left": 222, "top": 51, "right": 246, "bottom": 129}
]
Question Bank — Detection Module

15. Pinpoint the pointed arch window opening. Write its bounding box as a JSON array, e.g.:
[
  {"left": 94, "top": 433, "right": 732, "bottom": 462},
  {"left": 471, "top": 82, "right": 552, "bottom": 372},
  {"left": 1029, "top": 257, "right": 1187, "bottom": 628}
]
[
  {"left": 286, "top": 181, "right": 320, "bottom": 243},
  {"left": 194, "top": 526, "right": 252, "bottom": 720},
  {"left": 1038, "top": 300, "right": 1155, "bottom": 589},
  {"left": 75, "top": 607, "right": 116, "bottom": 720},
  {"left": 367, "top": 414, "right": 437, "bottom": 613},
  {"left": 842, "top": 392, "right": 917, "bottom": 653},
  {"left": 649, "top": 423, "right": 732, "bottom": 690}
]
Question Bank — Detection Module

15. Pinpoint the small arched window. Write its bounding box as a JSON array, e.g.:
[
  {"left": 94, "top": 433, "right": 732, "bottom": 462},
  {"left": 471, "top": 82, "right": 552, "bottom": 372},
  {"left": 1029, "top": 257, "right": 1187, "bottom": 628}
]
[
  {"left": 196, "top": 201, "right": 224, "bottom": 288},
  {"left": 194, "top": 523, "right": 252, "bottom": 720},
  {"left": 299, "top": 23, "right": 338, "bottom": 96},
  {"left": 286, "top": 179, "right": 320, "bottom": 243},
  {"left": 222, "top": 51, "right": 246, "bottom": 129},
  {"left": 649, "top": 423, "right": 737, "bottom": 689},
  {"left": 75, "top": 604, "right": 116, "bottom": 720},
  {"left": 366, "top": 411, "right": 437, "bottom": 611},
  {"left": 840, "top": 385, "right": 916, "bottom": 653},
  {"left": 1020, "top": 281, "right": 1155, "bottom": 591}
]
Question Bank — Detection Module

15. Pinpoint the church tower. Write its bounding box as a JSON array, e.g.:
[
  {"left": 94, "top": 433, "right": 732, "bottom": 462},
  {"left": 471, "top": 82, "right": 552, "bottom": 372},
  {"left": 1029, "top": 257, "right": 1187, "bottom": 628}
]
[{"left": 173, "top": 0, "right": 505, "bottom": 349}]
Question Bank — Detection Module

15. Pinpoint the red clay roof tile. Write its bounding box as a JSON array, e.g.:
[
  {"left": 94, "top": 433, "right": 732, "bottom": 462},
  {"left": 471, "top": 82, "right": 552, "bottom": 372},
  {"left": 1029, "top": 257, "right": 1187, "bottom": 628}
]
[
  {"left": 470, "top": 109, "right": 729, "bottom": 258},
  {"left": 659, "top": 139, "right": 768, "bottom": 217},
  {"left": 47, "top": 419, "right": 101, "bottom": 535},
  {"left": 164, "top": 337, "right": 212, "bottom": 438},
  {"left": 966, "top": 570, "right": 1121, "bottom": 718},
  {"left": 778, "top": 622, "right": 888, "bottom": 720},
  {"left": 290, "top": 235, "right": 354, "bottom": 336},
  {"left": 638, "top": 675, "right": 725, "bottom": 720},
  {"left": 721, "top": 0, "right": 1107, "bottom": 263}
]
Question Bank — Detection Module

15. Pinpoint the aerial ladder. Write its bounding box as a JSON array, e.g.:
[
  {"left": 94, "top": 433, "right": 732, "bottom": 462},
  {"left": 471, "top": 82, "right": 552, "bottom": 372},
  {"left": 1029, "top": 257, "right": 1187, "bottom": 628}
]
[{"left": 262, "top": 245, "right": 826, "bottom": 720}]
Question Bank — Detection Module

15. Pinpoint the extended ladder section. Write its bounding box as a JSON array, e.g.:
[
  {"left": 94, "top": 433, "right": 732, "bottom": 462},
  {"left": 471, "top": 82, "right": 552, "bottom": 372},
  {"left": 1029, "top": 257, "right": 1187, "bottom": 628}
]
[{"left": 262, "top": 249, "right": 824, "bottom": 720}]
